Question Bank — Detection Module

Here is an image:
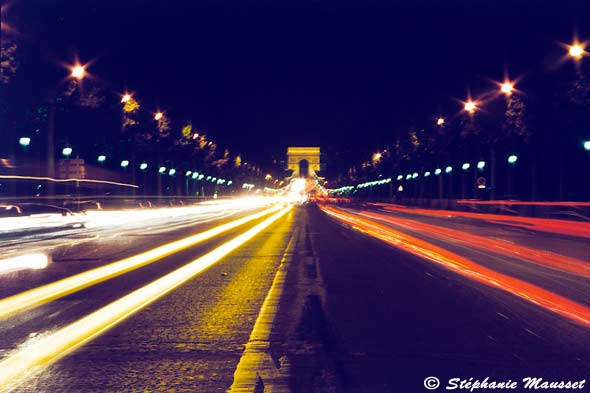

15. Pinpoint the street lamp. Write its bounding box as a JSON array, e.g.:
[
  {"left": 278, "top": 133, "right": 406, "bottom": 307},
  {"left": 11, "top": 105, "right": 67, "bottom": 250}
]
[
  {"left": 192, "top": 172, "right": 199, "bottom": 179},
  {"left": 412, "top": 172, "right": 418, "bottom": 179},
  {"left": 406, "top": 174, "right": 412, "bottom": 180},
  {"left": 462, "top": 162, "right": 470, "bottom": 170},
  {"left": 477, "top": 160, "right": 486, "bottom": 170},
  {"left": 583, "top": 140, "right": 590, "bottom": 151},
  {"left": 97, "top": 155, "right": 106, "bottom": 163},
  {"left": 397, "top": 175, "right": 403, "bottom": 181},
  {"left": 436, "top": 117, "right": 445, "bottom": 126},
  {"left": 120, "top": 160, "right": 129, "bottom": 168},
  {"left": 424, "top": 171, "right": 431, "bottom": 177},
  {"left": 185, "top": 170, "right": 192, "bottom": 177},
  {"left": 508, "top": 154, "right": 518, "bottom": 164},
  {"left": 62, "top": 146, "right": 73, "bottom": 157},
  {"left": 154, "top": 112, "right": 164, "bottom": 121},
  {"left": 569, "top": 43, "right": 585, "bottom": 60},
  {"left": 121, "top": 93, "right": 132, "bottom": 103},
  {"left": 19, "top": 137, "right": 31, "bottom": 147},
  {"left": 159, "top": 166, "right": 166, "bottom": 174},
  {"left": 435, "top": 168, "right": 442, "bottom": 175},
  {"left": 140, "top": 162, "right": 148, "bottom": 170},
  {"left": 70, "top": 64, "right": 86, "bottom": 80},
  {"left": 464, "top": 100, "right": 476, "bottom": 114},
  {"left": 500, "top": 82, "right": 514, "bottom": 95},
  {"left": 445, "top": 166, "right": 453, "bottom": 173},
  {"left": 168, "top": 168, "right": 176, "bottom": 176}
]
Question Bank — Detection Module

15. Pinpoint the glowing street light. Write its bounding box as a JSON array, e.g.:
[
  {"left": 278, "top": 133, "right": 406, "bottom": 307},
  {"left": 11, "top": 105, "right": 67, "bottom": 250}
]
[
  {"left": 97, "top": 155, "right": 106, "bottom": 163},
  {"left": 185, "top": 170, "right": 192, "bottom": 177},
  {"left": 462, "top": 162, "right": 470, "bottom": 170},
  {"left": 121, "top": 93, "right": 132, "bottom": 103},
  {"left": 397, "top": 175, "right": 403, "bottom": 181},
  {"left": 158, "top": 166, "right": 166, "bottom": 174},
  {"left": 70, "top": 65, "right": 86, "bottom": 80},
  {"left": 507, "top": 154, "right": 518, "bottom": 164},
  {"left": 62, "top": 147, "right": 73, "bottom": 157},
  {"left": 412, "top": 172, "right": 419, "bottom": 179},
  {"left": 437, "top": 117, "right": 445, "bottom": 126},
  {"left": 372, "top": 152, "right": 382, "bottom": 163},
  {"left": 424, "top": 171, "right": 431, "bottom": 177},
  {"left": 192, "top": 172, "right": 199, "bottom": 179},
  {"left": 583, "top": 140, "right": 590, "bottom": 151},
  {"left": 154, "top": 112, "right": 164, "bottom": 121},
  {"left": 19, "top": 137, "right": 31, "bottom": 147},
  {"left": 434, "top": 168, "right": 442, "bottom": 175},
  {"left": 120, "top": 160, "right": 129, "bottom": 168},
  {"left": 445, "top": 166, "right": 453, "bottom": 173},
  {"left": 405, "top": 174, "right": 412, "bottom": 180},
  {"left": 140, "top": 162, "right": 148, "bottom": 171},
  {"left": 464, "top": 101, "right": 476, "bottom": 114},
  {"left": 477, "top": 160, "right": 486, "bottom": 170},
  {"left": 168, "top": 168, "right": 176, "bottom": 176},
  {"left": 569, "top": 43, "right": 585, "bottom": 59},
  {"left": 500, "top": 82, "right": 514, "bottom": 95}
]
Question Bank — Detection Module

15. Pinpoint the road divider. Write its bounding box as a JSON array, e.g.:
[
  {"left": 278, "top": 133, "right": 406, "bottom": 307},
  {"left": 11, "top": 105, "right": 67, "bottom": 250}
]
[
  {"left": 0, "top": 205, "right": 292, "bottom": 390},
  {"left": 0, "top": 204, "right": 285, "bottom": 320}
]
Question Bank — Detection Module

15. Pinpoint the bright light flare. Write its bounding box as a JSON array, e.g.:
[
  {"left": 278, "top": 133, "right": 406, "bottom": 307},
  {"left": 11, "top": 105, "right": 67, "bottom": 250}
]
[
  {"left": 70, "top": 64, "right": 85, "bottom": 80},
  {"left": 464, "top": 100, "right": 476, "bottom": 113},
  {"left": 500, "top": 82, "right": 514, "bottom": 95},
  {"left": 569, "top": 43, "right": 585, "bottom": 59},
  {"left": 121, "top": 93, "right": 132, "bottom": 103},
  {"left": 0, "top": 206, "right": 292, "bottom": 389},
  {"left": 0, "top": 253, "right": 49, "bottom": 274},
  {"left": 436, "top": 117, "right": 445, "bottom": 126},
  {"left": 154, "top": 112, "right": 164, "bottom": 121}
]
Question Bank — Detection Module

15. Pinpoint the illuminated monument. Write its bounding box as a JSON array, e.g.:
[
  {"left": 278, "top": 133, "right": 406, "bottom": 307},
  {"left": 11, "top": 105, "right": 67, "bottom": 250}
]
[{"left": 287, "top": 147, "right": 321, "bottom": 178}]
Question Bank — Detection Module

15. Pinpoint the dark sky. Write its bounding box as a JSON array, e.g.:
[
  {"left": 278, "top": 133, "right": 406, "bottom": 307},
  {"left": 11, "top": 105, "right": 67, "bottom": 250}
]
[{"left": 5, "top": 0, "right": 590, "bottom": 170}]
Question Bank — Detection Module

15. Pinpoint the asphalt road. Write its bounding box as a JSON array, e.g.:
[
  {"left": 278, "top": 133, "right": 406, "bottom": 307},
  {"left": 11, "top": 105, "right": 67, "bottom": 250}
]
[{"left": 1, "top": 202, "right": 589, "bottom": 392}]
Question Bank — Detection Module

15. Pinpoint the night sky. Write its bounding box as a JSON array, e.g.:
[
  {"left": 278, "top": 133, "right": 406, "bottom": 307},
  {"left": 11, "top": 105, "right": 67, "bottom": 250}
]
[{"left": 4, "top": 0, "right": 590, "bottom": 172}]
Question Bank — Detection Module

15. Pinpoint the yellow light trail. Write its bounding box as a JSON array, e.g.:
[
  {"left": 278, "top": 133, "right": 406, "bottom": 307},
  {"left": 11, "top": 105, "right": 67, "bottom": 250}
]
[
  {"left": 0, "top": 205, "right": 292, "bottom": 390},
  {"left": 0, "top": 205, "right": 284, "bottom": 319}
]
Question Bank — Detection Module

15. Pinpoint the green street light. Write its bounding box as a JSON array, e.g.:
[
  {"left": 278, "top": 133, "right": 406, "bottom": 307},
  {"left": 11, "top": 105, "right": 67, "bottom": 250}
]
[
  {"left": 445, "top": 166, "right": 453, "bottom": 173},
  {"left": 583, "top": 140, "right": 590, "bottom": 151},
  {"left": 424, "top": 171, "right": 431, "bottom": 177},
  {"left": 507, "top": 154, "right": 518, "bottom": 164},
  {"left": 412, "top": 172, "right": 418, "bottom": 179},
  {"left": 435, "top": 168, "right": 442, "bottom": 175},
  {"left": 477, "top": 160, "right": 486, "bottom": 170},
  {"left": 97, "top": 155, "right": 106, "bottom": 163},
  {"left": 169, "top": 168, "right": 176, "bottom": 176},
  {"left": 185, "top": 170, "right": 192, "bottom": 177},
  {"left": 397, "top": 175, "right": 403, "bottom": 181},
  {"left": 140, "top": 162, "right": 148, "bottom": 170},
  {"left": 62, "top": 147, "right": 73, "bottom": 157},
  {"left": 159, "top": 166, "right": 166, "bottom": 174},
  {"left": 462, "top": 163, "right": 470, "bottom": 170},
  {"left": 227, "top": 180, "right": 233, "bottom": 185},
  {"left": 405, "top": 174, "right": 412, "bottom": 180},
  {"left": 19, "top": 137, "right": 31, "bottom": 147},
  {"left": 120, "top": 160, "right": 129, "bottom": 168},
  {"left": 192, "top": 172, "right": 198, "bottom": 179},
  {"left": 198, "top": 174, "right": 204, "bottom": 180}
]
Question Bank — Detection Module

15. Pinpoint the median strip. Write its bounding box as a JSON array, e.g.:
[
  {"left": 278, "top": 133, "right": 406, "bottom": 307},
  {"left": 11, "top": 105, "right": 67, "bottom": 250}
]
[{"left": 0, "top": 204, "right": 284, "bottom": 320}]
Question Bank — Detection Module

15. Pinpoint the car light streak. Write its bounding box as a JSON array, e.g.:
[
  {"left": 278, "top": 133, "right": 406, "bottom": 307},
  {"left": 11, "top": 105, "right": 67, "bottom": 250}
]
[
  {"left": 0, "top": 204, "right": 284, "bottom": 319},
  {"left": 371, "top": 203, "right": 590, "bottom": 238},
  {"left": 0, "top": 174, "right": 138, "bottom": 188},
  {"left": 0, "top": 205, "right": 292, "bottom": 390},
  {"left": 357, "top": 210, "right": 590, "bottom": 278},
  {"left": 0, "top": 253, "right": 49, "bottom": 274},
  {"left": 320, "top": 205, "right": 590, "bottom": 327}
]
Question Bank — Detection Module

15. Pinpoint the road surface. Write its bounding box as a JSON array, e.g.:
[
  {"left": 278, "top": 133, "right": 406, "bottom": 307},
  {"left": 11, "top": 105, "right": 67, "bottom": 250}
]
[{"left": 0, "top": 201, "right": 588, "bottom": 392}]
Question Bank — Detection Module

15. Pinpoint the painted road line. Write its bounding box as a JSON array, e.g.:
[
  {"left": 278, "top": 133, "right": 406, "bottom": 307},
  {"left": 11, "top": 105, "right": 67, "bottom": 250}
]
[
  {"left": 0, "top": 205, "right": 293, "bottom": 391},
  {"left": 229, "top": 226, "right": 299, "bottom": 393},
  {"left": 0, "top": 204, "right": 284, "bottom": 320}
]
